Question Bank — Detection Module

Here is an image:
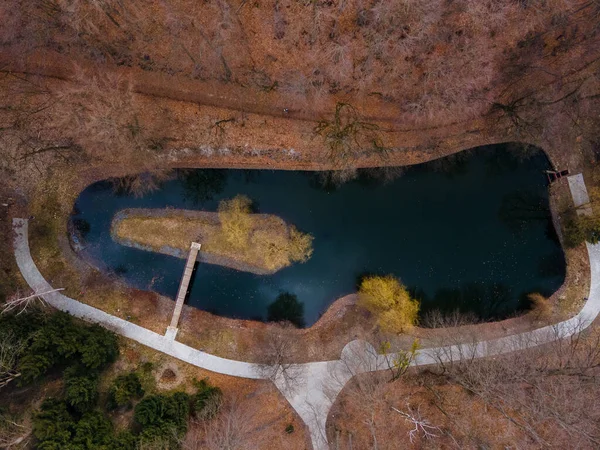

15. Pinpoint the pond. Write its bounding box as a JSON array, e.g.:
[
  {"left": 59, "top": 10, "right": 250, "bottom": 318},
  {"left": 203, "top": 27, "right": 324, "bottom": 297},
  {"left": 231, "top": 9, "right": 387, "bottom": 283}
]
[{"left": 72, "top": 144, "right": 565, "bottom": 327}]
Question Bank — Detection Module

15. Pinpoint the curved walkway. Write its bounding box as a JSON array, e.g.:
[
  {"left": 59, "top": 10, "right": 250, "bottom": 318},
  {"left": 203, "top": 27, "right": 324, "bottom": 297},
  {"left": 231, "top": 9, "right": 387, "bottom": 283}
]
[
  {"left": 12, "top": 219, "right": 263, "bottom": 379},
  {"left": 12, "top": 174, "right": 600, "bottom": 450}
]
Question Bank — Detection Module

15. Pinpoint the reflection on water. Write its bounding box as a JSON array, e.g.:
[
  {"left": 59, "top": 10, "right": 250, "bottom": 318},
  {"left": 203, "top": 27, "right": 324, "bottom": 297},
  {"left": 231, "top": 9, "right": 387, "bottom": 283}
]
[
  {"left": 267, "top": 293, "right": 305, "bottom": 328},
  {"left": 180, "top": 169, "right": 227, "bottom": 205},
  {"left": 72, "top": 144, "right": 565, "bottom": 327}
]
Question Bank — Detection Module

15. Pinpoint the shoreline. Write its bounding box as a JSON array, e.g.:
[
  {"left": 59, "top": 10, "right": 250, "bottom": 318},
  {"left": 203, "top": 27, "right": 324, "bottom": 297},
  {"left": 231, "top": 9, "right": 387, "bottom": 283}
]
[{"left": 23, "top": 144, "right": 585, "bottom": 363}]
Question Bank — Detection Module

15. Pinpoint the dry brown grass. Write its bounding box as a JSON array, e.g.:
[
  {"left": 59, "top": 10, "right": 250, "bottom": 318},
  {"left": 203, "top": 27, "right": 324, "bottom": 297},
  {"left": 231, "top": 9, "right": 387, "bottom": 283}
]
[
  {"left": 330, "top": 325, "right": 600, "bottom": 448},
  {"left": 13, "top": 0, "right": 583, "bottom": 126},
  {"left": 114, "top": 215, "right": 215, "bottom": 253},
  {"left": 329, "top": 372, "right": 529, "bottom": 449},
  {"left": 114, "top": 209, "right": 313, "bottom": 273},
  {"left": 528, "top": 292, "right": 552, "bottom": 321}
]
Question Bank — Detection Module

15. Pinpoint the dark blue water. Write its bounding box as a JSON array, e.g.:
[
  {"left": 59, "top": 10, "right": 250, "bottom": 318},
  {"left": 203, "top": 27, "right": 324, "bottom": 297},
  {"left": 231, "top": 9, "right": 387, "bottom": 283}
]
[{"left": 72, "top": 145, "right": 565, "bottom": 326}]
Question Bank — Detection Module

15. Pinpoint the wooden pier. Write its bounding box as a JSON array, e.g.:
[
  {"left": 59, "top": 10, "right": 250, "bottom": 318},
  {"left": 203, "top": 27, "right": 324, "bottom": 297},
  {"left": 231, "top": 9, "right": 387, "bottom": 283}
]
[{"left": 166, "top": 242, "right": 201, "bottom": 338}]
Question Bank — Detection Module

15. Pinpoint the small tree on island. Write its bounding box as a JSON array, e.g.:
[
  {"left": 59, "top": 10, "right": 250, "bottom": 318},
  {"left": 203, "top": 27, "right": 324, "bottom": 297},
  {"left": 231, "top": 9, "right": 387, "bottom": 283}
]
[
  {"left": 252, "top": 225, "right": 313, "bottom": 271},
  {"left": 288, "top": 226, "right": 314, "bottom": 263},
  {"left": 358, "top": 275, "right": 419, "bottom": 333},
  {"left": 216, "top": 194, "right": 314, "bottom": 270},
  {"left": 218, "top": 194, "right": 253, "bottom": 249}
]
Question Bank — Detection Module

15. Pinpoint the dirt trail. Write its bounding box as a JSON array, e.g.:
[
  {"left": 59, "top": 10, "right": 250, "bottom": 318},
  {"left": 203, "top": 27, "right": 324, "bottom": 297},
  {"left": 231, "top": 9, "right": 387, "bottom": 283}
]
[
  {"left": 0, "top": 48, "right": 404, "bottom": 124},
  {"left": 4, "top": 46, "right": 599, "bottom": 133}
]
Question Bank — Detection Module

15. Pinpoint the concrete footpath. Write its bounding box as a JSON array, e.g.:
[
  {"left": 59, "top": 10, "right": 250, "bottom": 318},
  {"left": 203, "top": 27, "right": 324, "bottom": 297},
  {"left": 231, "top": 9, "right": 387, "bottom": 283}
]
[{"left": 12, "top": 174, "right": 600, "bottom": 450}]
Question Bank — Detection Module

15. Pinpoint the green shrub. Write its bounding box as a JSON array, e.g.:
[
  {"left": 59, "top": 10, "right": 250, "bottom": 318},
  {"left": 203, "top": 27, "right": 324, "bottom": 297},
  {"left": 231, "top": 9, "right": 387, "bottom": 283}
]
[
  {"left": 33, "top": 398, "right": 138, "bottom": 450},
  {"left": 563, "top": 209, "right": 587, "bottom": 248},
  {"left": 107, "top": 372, "right": 145, "bottom": 410},
  {"left": 111, "top": 431, "right": 138, "bottom": 449},
  {"left": 0, "top": 312, "right": 46, "bottom": 385},
  {"left": 138, "top": 423, "right": 180, "bottom": 449},
  {"left": 26, "top": 313, "right": 80, "bottom": 366},
  {"left": 79, "top": 324, "right": 119, "bottom": 370},
  {"left": 133, "top": 383, "right": 220, "bottom": 448},
  {"left": 73, "top": 411, "right": 114, "bottom": 448},
  {"left": 18, "top": 312, "right": 118, "bottom": 384},
  {"left": 562, "top": 201, "right": 600, "bottom": 249},
  {"left": 19, "top": 353, "right": 55, "bottom": 384},
  {"left": 33, "top": 398, "right": 75, "bottom": 444},
  {"left": 22, "top": 312, "right": 143, "bottom": 449},
  {"left": 0, "top": 310, "right": 45, "bottom": 340},
  {"left": 134, "top": 392, "right": 190, "bottom": 434},
  {"left": 64, "top": 366, "right": 99, "bottom": 413}
]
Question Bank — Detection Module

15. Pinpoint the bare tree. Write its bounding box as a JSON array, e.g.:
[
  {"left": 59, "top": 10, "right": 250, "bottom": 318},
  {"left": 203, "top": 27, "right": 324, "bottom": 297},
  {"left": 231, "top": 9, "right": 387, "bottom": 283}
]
[
  {"left": 391, "top": 404, "right": 441, "bottom": 444},
  {"left": 53, "top": 0, "right": 117, "bottom": 35},
  {"left": 109, "top": 170, "right": 175, "bottom": 198},
  {"left": 422, "top": 311, "right": 483, "bottom": 373},
  {"left": 255, "top": 326, "right": 303, "bottom": 395},
  {"left": 424, "top": 320, "right": 600, "bottom": 447},
  {"left": 51, "top": 67, "right": 144, "bottom": 162},
  {"left": 314, "top": 103, "right": 385, "bottom": 169},
  {"left": 325, "top": 340, "right": 389, "bottom": 448},
  {"left": 359, "top": 166, "right": 405, "bottom": 185},
  {"left": 331, "top": 319, "right": 600, "bottom": 448},
  {"left": 0, "top": 330, "right": 25, "bottom": 389},
  {"left": 1, "top": 288, "right": 61, "bottom": 315},
  {"left": 203, "top": 396, "right": 257, "bottom": 450},
  {"left": 0, "top": 412, "right": 30, "bottom": 449},
  {"left": 184, "top": 395, "right": 257, "bottom": 450},
  {"left": 378, "top": 339, "right": 419, "bottom": 382},
  {"left": 0, "top": 72, "right": 81, "bottom": 191}
]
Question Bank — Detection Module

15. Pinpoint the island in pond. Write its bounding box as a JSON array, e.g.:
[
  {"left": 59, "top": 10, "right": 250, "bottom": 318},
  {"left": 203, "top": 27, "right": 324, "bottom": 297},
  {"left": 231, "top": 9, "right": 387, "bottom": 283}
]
[{"left": 111, "top": 195, "right": 313, "bottom": 275}]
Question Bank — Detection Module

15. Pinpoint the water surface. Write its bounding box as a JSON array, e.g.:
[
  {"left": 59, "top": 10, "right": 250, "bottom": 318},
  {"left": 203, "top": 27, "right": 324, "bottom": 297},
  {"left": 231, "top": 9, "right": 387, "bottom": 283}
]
[{"left": 72, "top": 144, "right": 565, "bottom": 326}]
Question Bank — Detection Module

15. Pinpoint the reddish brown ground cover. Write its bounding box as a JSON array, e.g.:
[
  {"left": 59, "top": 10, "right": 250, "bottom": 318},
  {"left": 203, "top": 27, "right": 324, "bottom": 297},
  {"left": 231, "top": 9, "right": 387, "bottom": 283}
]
[{"left": 3, "top": 0, "right": 600, "bottom": 447}]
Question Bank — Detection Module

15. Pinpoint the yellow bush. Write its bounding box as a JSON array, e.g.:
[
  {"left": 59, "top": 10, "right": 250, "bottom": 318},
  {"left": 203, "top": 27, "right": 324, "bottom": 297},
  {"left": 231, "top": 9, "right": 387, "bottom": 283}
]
[
  {"left": 217, "top": 195, "right": 313, "bottom": 271},
  {"left": 251, "top": 228, "right": 290, "bottom": 271},
  {"left": 251, "top": 224, "right": 314, "bottom": 271},
  {"left": 218, "top": 194, "right": 252, "bottom": 249},
  {"left": 358, "top": 275, "right": 419, "bottom": 333},
  {"left": 288, "top": 226, "right": 314, "bottom": 263}
]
